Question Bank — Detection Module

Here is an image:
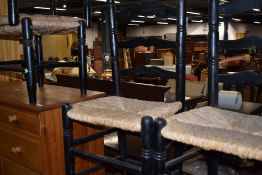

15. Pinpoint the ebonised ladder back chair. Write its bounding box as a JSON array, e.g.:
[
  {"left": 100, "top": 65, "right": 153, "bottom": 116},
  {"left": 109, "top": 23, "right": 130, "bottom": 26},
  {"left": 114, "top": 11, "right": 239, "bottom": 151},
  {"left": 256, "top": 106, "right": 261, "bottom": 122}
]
[
  {"left": 118, "top": 36, "right": 178, "bottom": 83},
  {"left": 3, "top": 0, "right": 88, "bottom": 104},
  {"left": 62, "top": 0, "right": 184, "bottom": 175},
  {"left": 153, "top": 1, "right": 262, "bottom": 175}
]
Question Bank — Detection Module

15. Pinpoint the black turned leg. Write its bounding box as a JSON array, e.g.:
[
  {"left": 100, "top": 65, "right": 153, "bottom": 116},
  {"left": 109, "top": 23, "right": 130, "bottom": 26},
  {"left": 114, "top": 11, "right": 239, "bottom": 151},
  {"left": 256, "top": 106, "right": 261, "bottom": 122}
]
[
  {"left": 176, "top": 0, "right": 186, "bottom": 111},
  {"left": 62, "top": 104, "right": 75, "bottom": 175},
  {"left": 153, "top": 118, "right": 166, "bottom": 175},
  {"left": 108, "top": 0, "right": 120, "bottom": 96},
  {"left": 141, "top": 116, "right": 154, "bottom": 175},
  {"left": 83, "top": 0, "right": 92, "bottom": 28},
  {"left": 208, "top": 0, "right": 219, "bottom": 107},
  {"left": 78, "top": 20, "right": 87, "bottom": 95},
  {"left": 8, "top": 0, "right": 19, "bottom": 26},
  {"left": 172, "top": 142, "right": 184, "bottom": 175},
  {"left": 207, "top": 151, "right": 219, "bottom": 175},
  {"left": 118, "top": 130, "right": 127, "bottom": 175},
  {"left": 50, "top": 0, "right": 57, "bottom": 15},
  {"left": 35, "top": 35, "right": 44, "bottom": 87},
  {"left": 22, "top": 18, "right": 36, "bottom": 104}
]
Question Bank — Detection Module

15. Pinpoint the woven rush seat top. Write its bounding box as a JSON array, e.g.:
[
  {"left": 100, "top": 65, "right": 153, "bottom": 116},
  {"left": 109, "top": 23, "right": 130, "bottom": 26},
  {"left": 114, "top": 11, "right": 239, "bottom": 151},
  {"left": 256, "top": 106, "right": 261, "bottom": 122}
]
[
  {"left": 0, "top": 14, "right": 80, "bottom": 35},
  {"left": 162, "top": 106, "right": 262, "bottom": 161},
  {"left": 67, "top": 96, "right": 182, "bottom": 132}
]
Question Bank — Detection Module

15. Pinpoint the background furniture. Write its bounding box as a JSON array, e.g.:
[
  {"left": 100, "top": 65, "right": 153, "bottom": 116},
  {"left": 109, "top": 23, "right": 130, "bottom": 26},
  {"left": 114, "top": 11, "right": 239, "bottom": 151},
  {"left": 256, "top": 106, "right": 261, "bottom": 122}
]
[
  {"left": 218, "top": 71, "right": 262, "bottom": 102},
  {"left": 56, "top": 74, "right": 170, "bottom": 102},
  {"left": 0, "top": 81, "right": 105, "bottom": 175}
]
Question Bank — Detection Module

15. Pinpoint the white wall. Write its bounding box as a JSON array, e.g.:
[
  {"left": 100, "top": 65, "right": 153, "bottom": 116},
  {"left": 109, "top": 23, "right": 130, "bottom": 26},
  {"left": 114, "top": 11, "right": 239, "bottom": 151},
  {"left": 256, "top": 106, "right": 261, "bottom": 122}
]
[
  {"left": 126, "top": 22, "right": 262, "bottom": 40},
  {"left": 86, "top": 23, "right": 98, "bottom": 48}
]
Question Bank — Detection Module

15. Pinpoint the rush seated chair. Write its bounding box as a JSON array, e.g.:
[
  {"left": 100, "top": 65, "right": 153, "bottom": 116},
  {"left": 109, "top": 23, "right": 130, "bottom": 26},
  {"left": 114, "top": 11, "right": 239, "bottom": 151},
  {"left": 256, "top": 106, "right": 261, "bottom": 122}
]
[
  {"left": 62, "top": 77, "right": 182, "bottom": 175},
  {"left": 62, "top": 48, "right": 182, "bottom": 175},
  {"left": 154, "top": 106, "right": 262, "bottom": 175},
  {"left": 152, "top": 0, "right": 262, "bottom": 174},
  {"left": 1, "top": 0, "right": 88, "bottom": 104},
  {"left": 62, "top": 0, "right": 182, "bottom": 174}
]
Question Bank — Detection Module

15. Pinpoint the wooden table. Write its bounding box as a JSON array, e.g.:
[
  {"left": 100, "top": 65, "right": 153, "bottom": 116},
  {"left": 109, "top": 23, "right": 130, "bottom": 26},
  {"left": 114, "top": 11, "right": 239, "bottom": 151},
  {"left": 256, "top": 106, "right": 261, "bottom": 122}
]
[{"left": 0, "top": 81, "right": 105, "bottom": 175}]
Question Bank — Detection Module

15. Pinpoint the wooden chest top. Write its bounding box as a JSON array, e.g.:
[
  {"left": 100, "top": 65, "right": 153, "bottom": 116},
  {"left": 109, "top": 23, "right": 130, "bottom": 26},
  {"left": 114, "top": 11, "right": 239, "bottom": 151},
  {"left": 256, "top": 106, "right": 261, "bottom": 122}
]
[{"left": 0, "top": 81, "right": 106, "bottom": 112}]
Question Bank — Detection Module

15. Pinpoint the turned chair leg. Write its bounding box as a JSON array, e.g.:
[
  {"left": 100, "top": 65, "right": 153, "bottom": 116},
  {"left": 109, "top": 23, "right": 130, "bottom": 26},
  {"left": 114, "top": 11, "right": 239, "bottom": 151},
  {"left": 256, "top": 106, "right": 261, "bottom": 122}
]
[
  {"left": 118, "top": 130, "right": 127, "bottom": 175},
  {"left": 153, "top": 118, "right": 166, "bottom": 175},
  {"left": 207, "top": 151, "right": 219, "bottom": 175},
  {"left": 8, "top": 0, "right": 19, "bottom": 26},
  {"left": 35, "top": 35, "right": 44, "bottom": 87},
  {"left": 62, "top": 104, "right": 75, "bottom": 175},
  {"left": 22, "top": 17, "right": 36, "bottom": 104},
  {"left": 78, "top": 20, "right": 87, "bottom": 95},
  {"left": 141, "top": 116, "right": 154, "bottom": 175},
  {"left": 172, "top": 142, "right": 184, "bottom": 175}
]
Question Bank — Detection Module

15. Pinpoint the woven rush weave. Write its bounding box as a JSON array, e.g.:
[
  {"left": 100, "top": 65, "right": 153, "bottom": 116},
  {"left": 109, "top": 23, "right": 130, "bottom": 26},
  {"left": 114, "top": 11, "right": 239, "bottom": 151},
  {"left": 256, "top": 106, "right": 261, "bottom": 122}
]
[
  {"left": 0, "top": 14, "right": 81, "bottom": 35},
  {"left": 162, "top": 106, "right": 262, "bottom": 161},
  {"left": 68, "top": 96, "right": 182, "bottom": 132}
]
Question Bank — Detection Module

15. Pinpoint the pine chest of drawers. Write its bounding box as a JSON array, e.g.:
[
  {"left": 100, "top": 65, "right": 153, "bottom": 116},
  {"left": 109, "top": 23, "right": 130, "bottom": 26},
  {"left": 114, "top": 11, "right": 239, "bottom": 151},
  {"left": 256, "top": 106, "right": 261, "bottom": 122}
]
[{"left": 0, "top": 82, "right": 105, "bottom": 175}]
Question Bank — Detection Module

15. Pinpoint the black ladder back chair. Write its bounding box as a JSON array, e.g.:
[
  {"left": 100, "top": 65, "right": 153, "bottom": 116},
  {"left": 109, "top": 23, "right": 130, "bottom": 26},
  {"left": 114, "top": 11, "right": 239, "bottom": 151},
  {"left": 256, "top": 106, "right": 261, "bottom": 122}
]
[
  {"left": 153, "top": 1, "right": 262, "bottom": 175},
  {"left": 118, "top": 36, "right": 177, "bottom": 86},
  {"left": 2, "top": 0, "right": 88, "bottom": 104},
  {"left": 62, "top": 0, "right": 183, "bottom": 175}
]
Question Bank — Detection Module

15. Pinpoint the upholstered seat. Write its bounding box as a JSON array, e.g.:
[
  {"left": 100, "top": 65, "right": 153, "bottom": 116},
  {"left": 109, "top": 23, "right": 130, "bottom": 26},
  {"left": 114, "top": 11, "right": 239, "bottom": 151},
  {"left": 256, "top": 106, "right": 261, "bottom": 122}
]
[
  {"left": 0, "top": 14, "right": 80, "bottom": 35},
  {"left": 162, "top": 106, "right": 262, "bottom": 161},
  {"left": 67, "top": 96, "right": 182, "bottom": 132}
]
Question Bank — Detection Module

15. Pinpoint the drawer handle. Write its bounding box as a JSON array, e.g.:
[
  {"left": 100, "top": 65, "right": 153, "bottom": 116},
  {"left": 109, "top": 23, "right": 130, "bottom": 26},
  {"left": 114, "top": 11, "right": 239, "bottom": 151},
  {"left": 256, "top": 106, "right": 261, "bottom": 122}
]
[
  {"left": 8, "top": 115, "right": 17, "bottom": 123},
  {"left": 11, "top": 147, "right": 22, "bottom": 154}
]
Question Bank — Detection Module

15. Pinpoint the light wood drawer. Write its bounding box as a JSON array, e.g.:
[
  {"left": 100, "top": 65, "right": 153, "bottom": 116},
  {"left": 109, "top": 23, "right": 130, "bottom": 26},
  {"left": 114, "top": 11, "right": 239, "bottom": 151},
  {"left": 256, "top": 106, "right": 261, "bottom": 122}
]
[
  {"left": 1, "top": 157, "right": 40, "bottom": 175},
  {"left": 0, "top": 106, "right": 40, "bottom": 135},
  {"left": 0, "top": 130, "right": 41, "bottom": 171}
]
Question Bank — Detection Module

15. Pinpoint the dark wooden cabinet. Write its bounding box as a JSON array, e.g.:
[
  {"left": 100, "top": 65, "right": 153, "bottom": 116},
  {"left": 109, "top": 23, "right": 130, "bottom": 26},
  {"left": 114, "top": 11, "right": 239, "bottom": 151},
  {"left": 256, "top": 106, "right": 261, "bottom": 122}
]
[{"left": 0, "top": 82, "right": 105, "bottom": 175}]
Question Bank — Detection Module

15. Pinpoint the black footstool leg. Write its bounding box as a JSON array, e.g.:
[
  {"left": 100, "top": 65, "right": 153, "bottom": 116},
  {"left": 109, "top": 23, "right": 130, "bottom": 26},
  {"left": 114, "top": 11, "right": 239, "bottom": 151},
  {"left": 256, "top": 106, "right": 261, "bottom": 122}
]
[
  {"left": 141, "top": 116, "right": 154, "bottom": 175},
  {"left": 153, "top": 118, "right": 166, "bottom": 175},
  {"left": 62, "top": 104, "right": 75, "bottom": 175}
]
